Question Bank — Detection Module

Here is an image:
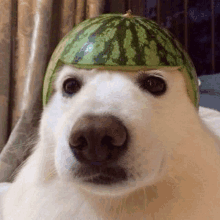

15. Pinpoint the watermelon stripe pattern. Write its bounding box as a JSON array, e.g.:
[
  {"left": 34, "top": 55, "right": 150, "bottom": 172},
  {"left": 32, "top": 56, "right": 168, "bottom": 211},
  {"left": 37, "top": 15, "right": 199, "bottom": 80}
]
[{"left": 43, "top": 13, "right": 199, "bottom": 108}]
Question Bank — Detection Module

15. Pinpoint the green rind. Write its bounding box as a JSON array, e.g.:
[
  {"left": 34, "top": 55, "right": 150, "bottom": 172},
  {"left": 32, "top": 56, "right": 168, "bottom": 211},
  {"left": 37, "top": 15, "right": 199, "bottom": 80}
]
[{"left": 43, "top": 13, "right": 199, "bottom": 108}]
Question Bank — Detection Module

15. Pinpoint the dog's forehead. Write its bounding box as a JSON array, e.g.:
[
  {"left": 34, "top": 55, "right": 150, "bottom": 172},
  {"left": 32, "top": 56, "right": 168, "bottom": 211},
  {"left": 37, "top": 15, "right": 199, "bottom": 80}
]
[{"left": 56, "top": 65, "right": 181, "bottom": 81}]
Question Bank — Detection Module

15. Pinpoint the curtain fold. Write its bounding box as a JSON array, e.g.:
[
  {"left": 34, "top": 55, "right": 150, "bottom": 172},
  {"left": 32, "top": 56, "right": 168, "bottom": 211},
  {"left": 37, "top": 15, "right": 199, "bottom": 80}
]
[
  {"left": 60, "top": 0, "right": 76, "bottom": 38},
  {"left": 87, "top": 0, "right": 105, "bottom": 18},
  {"left": 12, "top": 0, "right": 33, "bottom": 129},
  {"left": 0, "top": 0, "right": 12, "bottom": 153}
]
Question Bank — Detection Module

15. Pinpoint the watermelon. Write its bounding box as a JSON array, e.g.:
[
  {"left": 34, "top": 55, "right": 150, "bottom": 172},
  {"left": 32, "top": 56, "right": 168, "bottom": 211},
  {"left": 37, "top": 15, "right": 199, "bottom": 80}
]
[{"left": 43, "top": 11, "right": 199, "bottom": 108}]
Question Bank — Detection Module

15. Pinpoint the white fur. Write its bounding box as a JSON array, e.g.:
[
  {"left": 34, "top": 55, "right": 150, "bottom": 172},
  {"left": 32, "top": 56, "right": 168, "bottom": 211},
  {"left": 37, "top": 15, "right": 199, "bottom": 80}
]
[{"left": 2, "top": 66, "right": 220, "bottom": 219}]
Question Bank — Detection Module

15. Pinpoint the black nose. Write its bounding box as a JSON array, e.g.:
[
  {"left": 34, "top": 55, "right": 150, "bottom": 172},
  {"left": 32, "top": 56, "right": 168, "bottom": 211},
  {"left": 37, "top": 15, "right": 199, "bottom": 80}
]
[{"left": 69, "top": 114, "right": 128, "bottom": 166}]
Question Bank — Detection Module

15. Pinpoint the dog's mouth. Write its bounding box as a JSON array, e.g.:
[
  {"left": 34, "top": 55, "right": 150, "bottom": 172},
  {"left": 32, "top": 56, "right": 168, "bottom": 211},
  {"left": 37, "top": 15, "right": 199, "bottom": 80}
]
[
  {"left": 74, "top": 165, "right": 127, "bottom": 185},
  {"left": 85, "top": 174, "right": 123, "bottom": 185}
]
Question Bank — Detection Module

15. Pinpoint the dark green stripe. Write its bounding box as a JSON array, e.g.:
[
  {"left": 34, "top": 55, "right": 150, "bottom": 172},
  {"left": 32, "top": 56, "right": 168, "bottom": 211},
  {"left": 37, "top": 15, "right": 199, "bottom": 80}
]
[
  {"left": 92, "top": 17, "right": 122, "bottom": 64},
  {"left": 113, "top": 18, "right": 128, "bottom": 65},
  {"left": 73, "top": 17, "right": 122, "bottom": 64},
  {"left": 136, "top": 19, "right": 170, "bottom": 65},
  {"left": 147, "top": 20, "right": 194, "bottom": 80},
  {"left": 142, "top": 19, "right": 186, "bottom": 64},
  {"left": 139, "top": 18, "right": 183, "bottom": 66},
  {"left": 128, "top": 21, "right": 145, "bottom": 65},
  {"left": 60, "top": 16, "right": 111, "bottom": 62}
]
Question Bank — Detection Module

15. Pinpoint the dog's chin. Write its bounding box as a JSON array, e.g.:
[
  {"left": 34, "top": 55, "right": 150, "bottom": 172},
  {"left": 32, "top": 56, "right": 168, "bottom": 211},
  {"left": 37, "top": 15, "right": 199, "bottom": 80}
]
[
  {"left": 74, "top": 164, "right": 127, "bottom": 182},
  {"left": 84, "top": 174, "right": 124, "bottom": 185},
  {"left": 83, "top": 166, "right": 128, "bottom": 186},
  {"left": 74, "top": 178, "right": 134, "bottom": 197},
  {"left": 68, "top": 165, "right": 136, "bottom": 197}
]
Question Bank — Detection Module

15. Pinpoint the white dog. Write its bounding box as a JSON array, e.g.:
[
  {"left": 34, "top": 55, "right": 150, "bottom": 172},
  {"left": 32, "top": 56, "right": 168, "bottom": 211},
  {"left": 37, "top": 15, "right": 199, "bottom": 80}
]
[{"left": 1, "top": 66, "right": 220, "bottom": 219}]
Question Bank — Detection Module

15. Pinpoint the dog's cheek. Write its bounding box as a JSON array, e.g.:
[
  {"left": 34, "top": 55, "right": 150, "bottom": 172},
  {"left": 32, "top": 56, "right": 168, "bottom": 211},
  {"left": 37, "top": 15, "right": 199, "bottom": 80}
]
[{"left": 55, "top": 133, "right": 75, "bottom": 180}]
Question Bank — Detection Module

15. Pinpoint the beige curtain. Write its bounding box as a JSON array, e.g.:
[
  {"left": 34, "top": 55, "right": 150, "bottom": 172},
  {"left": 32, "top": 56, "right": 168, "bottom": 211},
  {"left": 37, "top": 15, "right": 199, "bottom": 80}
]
[{"left": 0, "top": 0, "right": 147, "bottom": 182}]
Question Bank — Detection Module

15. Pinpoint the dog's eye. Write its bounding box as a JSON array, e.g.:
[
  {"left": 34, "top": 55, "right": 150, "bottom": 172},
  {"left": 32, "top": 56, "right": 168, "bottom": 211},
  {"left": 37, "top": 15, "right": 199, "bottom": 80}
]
[
  {"left": 63, "top": 78, "right": 81, "bottom": 95},
  {"left": 138, "top": 76, "right": 166, "bottom": 96}
]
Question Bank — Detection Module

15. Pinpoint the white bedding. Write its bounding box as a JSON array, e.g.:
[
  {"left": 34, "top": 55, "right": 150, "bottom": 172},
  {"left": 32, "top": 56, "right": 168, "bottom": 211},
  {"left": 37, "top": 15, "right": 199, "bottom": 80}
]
[
  {"left": 199, "top": 106, "right": 220, "bottom": 136},
  {"left": 198, "top": 73, "right": 220, "bottom": 135}
]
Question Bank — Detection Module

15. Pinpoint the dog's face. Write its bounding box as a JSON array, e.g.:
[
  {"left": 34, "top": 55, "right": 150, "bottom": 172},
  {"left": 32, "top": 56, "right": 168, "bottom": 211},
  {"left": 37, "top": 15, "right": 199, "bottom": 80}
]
[{"left": 40, "top": 65, "right": 197, "bottom": 197}]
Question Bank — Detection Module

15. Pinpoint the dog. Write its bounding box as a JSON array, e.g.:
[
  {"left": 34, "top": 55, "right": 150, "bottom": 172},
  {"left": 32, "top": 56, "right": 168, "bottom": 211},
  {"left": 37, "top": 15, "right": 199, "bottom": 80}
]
[{"left": 1, "top": 65, "right": 220, "bottom": 219}]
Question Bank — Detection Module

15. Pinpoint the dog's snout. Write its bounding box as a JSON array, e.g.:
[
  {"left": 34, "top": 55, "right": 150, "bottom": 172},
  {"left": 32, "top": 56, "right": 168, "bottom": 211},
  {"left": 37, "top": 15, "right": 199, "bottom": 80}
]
[{"left": 69, "top": 115, "right": 128, "bottom": 165}]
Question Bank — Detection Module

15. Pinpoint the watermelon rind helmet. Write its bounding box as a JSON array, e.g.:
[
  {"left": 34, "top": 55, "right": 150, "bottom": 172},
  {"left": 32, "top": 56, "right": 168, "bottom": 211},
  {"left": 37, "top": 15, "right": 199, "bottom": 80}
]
[{"left": 43, "top": 12, "right": 199, "bottom": 109}]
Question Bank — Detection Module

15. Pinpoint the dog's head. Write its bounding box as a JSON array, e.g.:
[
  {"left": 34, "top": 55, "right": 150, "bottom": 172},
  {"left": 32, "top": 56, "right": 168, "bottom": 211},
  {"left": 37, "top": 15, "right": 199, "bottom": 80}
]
[{"left": 40, "top": 65, "right": 199, "bottom": 197}]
